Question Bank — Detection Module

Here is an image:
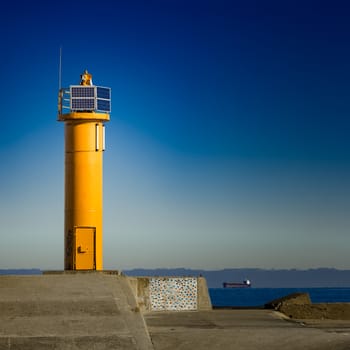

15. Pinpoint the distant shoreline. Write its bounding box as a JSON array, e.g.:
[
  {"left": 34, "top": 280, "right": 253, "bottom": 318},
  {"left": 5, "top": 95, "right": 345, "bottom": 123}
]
[{"left": 2, "top": 268, "right": 350, "bottom": 288}]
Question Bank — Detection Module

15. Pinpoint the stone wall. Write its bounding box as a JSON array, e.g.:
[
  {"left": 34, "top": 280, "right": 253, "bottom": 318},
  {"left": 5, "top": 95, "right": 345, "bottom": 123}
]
[{"left": 127, "top": 276, "right": 212, "bottom": 312}]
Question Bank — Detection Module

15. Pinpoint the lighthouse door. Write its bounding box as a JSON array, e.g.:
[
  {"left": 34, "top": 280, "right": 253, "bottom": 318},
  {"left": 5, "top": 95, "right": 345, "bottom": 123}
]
[{"left": 74, "top": 227, "right": 96, "bottom": 270}]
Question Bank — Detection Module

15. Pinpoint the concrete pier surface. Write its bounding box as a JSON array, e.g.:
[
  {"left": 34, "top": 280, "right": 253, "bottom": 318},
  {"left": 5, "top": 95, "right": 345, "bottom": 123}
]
[
  {"left": 0, "top": 273, "right": 349, "bottom": 349},
  {"left": 145, "top": 310, "right": 350, "bottom": 350}
]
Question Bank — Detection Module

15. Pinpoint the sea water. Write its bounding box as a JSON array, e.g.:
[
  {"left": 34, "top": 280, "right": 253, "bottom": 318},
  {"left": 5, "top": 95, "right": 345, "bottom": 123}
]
[{"left": 209, "top": 288, "right": 350, "bottom": 307}]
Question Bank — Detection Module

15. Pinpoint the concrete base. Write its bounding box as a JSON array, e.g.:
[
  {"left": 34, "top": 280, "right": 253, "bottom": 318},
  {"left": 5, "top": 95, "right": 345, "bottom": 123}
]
[{"left": 0, "top": 273, "right": 153, "bottom": 349}]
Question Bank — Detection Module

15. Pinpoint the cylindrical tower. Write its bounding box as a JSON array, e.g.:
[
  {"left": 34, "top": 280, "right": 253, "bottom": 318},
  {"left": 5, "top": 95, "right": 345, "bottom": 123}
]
[{"left": 58, "top": 71, "right": 111, "bottom": 270}]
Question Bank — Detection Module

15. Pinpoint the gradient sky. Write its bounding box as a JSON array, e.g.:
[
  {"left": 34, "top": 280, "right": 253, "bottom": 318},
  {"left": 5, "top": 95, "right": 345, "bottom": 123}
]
[{"left": 0, "top": 0, "right": 349, "bottom": 270}]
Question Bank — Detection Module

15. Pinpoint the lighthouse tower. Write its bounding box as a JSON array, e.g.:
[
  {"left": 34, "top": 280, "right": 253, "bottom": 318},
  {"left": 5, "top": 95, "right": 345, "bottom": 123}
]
[{"left": 58, "top": 71, "right": 111, "bottom": 270}]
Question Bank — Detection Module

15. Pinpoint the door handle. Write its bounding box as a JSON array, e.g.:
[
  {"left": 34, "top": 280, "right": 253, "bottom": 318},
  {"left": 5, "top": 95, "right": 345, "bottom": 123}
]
[{"left": 77, "top": 246, "right": 86, "bottom": 253}]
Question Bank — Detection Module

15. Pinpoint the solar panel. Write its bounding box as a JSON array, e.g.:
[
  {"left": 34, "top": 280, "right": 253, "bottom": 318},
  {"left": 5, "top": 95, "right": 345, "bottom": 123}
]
[
  {"left": 71, "top": 86, "right": 95, "bottom": 98},
  {"left": 97, "top": 99, "right": 111, "bottom": 112},
  {"left": 97, "top": 87, "right": 110, "bottom": 99},
  {"left": 72, "top": 98, "right": 95, "bottom": 110},
  {"left": 96, "top": 86, "right": 111, "bottom": 113},
  {"left": 68, "top": 85, "right": 111, "bottom": 113}
]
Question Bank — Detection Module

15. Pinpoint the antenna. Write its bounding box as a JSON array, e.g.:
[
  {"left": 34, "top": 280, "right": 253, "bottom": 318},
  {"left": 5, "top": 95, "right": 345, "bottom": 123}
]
[{"left": 58, "top": 46, "right": 62, "bottom": 90}]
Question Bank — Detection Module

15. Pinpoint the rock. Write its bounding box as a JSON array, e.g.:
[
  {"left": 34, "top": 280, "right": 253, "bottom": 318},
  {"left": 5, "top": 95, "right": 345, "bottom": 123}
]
[
  {"left": 265, "top": 293, "right": 311, "bottom": 310},
  {"left": 265, "top": 293, "right": 350, "bottom": 320}
]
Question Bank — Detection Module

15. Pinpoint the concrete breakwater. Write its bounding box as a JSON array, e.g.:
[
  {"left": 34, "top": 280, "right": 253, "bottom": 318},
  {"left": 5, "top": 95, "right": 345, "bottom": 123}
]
[
  {"left": 0, "top": 272, "right": 211, "bottom": 349},
  {"left": 0, "top": 273, "right": 153, "bottom": 349}
]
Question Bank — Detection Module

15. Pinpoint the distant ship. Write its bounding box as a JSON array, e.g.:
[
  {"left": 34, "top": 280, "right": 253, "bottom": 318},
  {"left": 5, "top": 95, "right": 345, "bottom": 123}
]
[{"left": 223, "top": 279, "right": 251, "bottom": 288}]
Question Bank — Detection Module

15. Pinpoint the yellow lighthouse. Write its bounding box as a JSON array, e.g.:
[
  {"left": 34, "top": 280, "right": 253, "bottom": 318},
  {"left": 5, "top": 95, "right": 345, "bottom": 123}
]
[{"left": 58, "top": 71, "right": 111, "bottom": 270}]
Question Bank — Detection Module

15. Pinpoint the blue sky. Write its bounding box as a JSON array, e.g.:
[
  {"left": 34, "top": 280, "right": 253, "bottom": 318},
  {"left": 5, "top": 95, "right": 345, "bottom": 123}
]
[{"left": 0, "top": 0, "right": 349, "bottom": 270}]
